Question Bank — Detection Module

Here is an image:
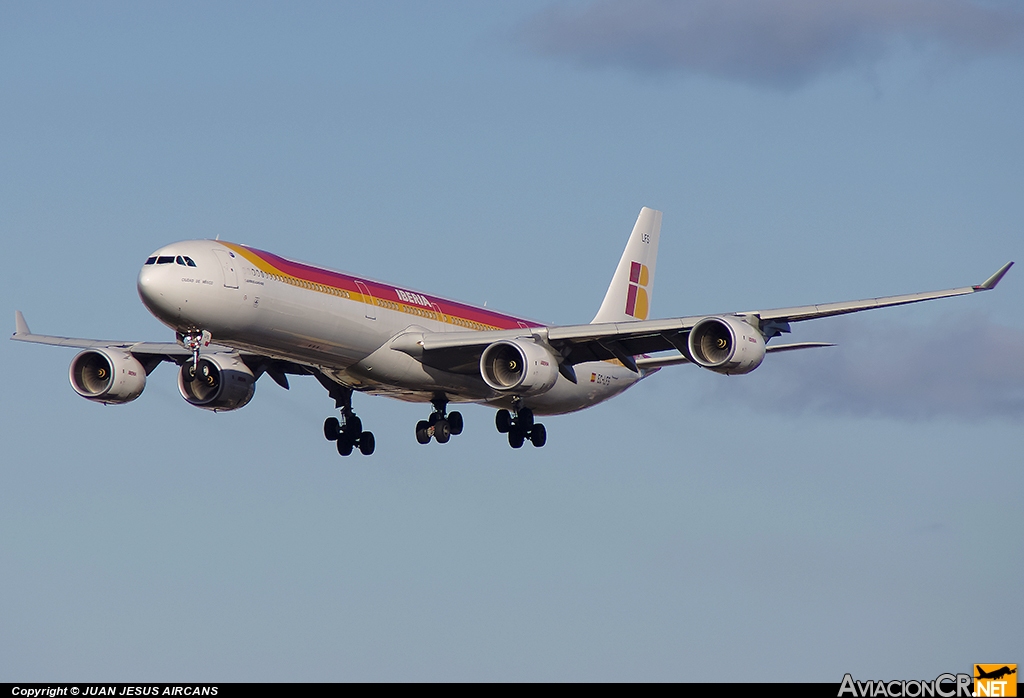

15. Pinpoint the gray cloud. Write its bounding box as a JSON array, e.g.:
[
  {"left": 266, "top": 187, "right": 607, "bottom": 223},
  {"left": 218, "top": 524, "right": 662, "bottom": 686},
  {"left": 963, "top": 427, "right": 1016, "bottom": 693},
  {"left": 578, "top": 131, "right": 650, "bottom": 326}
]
[
  {"left": 692, "top": 313, "right": 1024, "bottom": 420},
  {"left": 520, "top": 0, "right": 1024, "bottom": 88}
]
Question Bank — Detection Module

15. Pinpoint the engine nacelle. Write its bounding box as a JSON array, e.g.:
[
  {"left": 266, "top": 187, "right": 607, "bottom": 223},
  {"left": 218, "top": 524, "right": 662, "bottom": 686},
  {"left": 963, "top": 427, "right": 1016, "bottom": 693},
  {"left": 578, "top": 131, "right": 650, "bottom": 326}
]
[
  {"left": 178, "top": 354, "right": 255, "bottom": 411},
  {"left": 69, "top": 349, "right": 147, "bottom": 404},
  {"left": 687, "top": 316, "right": 766, "bottom": 375},
  {"left": 480, "top": 339, "right": 560, "bottom": 396}
]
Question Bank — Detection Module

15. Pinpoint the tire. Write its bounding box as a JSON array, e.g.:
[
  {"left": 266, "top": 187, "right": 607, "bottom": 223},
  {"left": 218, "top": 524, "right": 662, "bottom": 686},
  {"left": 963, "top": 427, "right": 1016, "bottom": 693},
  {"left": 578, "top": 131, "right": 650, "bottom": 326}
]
[
  {"left": 434, "top": 418, "right": 451, "bottom": 444},
  {"left": 345, "top": 415, "right": 362, "bottom": 436},
  {"left": 518, "top": 408, "right": 534, "bottom": 430},
  {"left": 324, "top": 417, "right": 340, "bottom": 441},
  {"left": 495, "top": 409, "right": 512, "bottom": 434},
  {"left": 508, "top": 428, "right": 525, "bottom": 449},
  {"left": 336, "top": 436, "right": 354, "bottom": 456},
  {"left": 448, "top": 411, "right": 464, "bottom": 435},
  {"left": 530, "top": 423, "right": 546, "bottom": 448},
  {"left": 428, "top": 412, "right": 439, "bottom": 426},
  {"left": 415, "top": 420, "right": 431, "bottom": 445},
  {"left": 182, "top": 361, "right": 196, "bottom": 382},
  {"left": 358, "top": 431, "right": 375, "bottom": 456}
]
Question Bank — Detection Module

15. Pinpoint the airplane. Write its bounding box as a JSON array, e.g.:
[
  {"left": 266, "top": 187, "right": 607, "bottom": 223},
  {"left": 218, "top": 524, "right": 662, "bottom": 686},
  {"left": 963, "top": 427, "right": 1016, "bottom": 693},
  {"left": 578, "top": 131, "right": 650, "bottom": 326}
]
[
  {"left": 975, "top": 666, "right": 1016, "bottom": 681},
  {"left": 11, "top": 207, "right": 1013, "bottom": 456}
]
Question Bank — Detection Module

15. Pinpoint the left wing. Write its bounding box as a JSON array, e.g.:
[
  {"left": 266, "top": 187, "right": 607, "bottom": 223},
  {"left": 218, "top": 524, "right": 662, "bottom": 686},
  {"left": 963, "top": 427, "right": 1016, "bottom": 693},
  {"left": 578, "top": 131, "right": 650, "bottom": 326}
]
[{"left": 392, "top": 261, "right": 1013, "bottom": 375}]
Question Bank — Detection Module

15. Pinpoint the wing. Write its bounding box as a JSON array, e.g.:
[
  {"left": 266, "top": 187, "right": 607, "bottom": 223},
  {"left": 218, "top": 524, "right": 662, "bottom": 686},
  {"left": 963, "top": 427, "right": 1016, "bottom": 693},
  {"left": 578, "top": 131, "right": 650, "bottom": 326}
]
[
  {"left": 392, "top": 262, "right": 1013, "bottom": 376},
  {"left": 11, "top": 311, "right": 191, "bottom": 365},
  {"left": 11, "top": 311, "right": 308, "bottom": 388}
]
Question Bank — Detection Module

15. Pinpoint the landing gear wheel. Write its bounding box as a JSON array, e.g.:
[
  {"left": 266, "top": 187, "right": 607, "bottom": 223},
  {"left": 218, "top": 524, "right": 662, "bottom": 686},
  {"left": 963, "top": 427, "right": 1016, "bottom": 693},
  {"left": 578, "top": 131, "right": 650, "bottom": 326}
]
[
  {"left": 324, "top": 417, "right": 340, "bottom": 441},
  {"left": 518, "top": 408, "right": 534, "bottom": 430},
  {"left": 434, "top": 419, "right": 451, "bottom": 444},
  {"left": 358, "top": 432, "right": 375, "bottom": 456},
  {"left": 530, "top": 423, "right": 546, "bottom": 448},
  {"left": 448, "top": 411, "right": 464, "bottom": 435},
  {"left": 508, "top": 428, "right": 525, "bottom": 449},
  {"left": 336, "top": 436, "right": 354, "bottom": 456},
  {"left": 495, "top": 409, "right": 512, "bottom": 434},
  {"left": 415, "top": 420, "right": 431, "bottom": 445},
  {"left": 323, "top": 386, "right": 374, "bottom": 457}
]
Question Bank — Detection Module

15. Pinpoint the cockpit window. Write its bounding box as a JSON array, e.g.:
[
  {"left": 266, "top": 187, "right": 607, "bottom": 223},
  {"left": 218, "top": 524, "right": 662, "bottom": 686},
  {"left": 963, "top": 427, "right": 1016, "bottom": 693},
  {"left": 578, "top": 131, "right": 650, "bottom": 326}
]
[
  {"left": 145, "top": 256, "right": 157, "bottom": 265},
  {"left": 156, "top": 256, "right": 175, "bottom": 264},
  {"left": 184, "top": 257, "right": 197, "bottom": 267},
  {"left": 176, "top": 256, "right": 186, "bottom": 265}
]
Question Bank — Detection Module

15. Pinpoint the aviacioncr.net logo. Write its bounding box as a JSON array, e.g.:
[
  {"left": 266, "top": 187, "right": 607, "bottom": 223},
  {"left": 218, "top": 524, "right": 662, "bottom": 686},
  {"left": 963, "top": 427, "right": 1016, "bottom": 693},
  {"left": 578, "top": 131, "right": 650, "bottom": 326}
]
[{"left": 839, "top": 673, "right": 973, "bottom": 698}]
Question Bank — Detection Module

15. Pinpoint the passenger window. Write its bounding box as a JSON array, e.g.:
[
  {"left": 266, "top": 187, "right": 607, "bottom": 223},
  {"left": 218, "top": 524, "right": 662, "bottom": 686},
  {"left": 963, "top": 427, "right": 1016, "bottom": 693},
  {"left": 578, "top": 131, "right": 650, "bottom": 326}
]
[
  {"left": 157, "top": 256, "right": 174, "bottom": 264},
  {"left": 145, "top": 257, "right": 157, "bottom": 265}
]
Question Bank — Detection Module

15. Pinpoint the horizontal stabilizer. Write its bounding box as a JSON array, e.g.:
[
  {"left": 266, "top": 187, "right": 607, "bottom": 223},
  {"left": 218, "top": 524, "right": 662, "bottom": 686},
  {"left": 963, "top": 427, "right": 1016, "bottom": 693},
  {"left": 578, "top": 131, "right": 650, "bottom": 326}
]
[
  {"left": 765, "top": 341, "right": 836, "bottom": 353},
  {"left": 634, "top": 341, "right": 835, "bottom": 371},
  {"left": 635, "top": 354, "right": 689, "bottom": 370}
]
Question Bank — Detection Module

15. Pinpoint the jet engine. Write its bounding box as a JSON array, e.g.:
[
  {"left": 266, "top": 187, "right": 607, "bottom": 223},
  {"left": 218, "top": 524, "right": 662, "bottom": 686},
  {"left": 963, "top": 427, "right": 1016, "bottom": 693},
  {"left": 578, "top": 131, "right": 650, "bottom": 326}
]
[
  {"left": 687, "top": 316, "right": 766, "bottom": 375},
  {"left": 69, "top": 349, "right": 147, "bottom": 404},
  {"left": 178, "top": 354, "right": 255, "bottom": 411},
  {"left": 480, "top": 339, "right": 560, "bottom": 396}
]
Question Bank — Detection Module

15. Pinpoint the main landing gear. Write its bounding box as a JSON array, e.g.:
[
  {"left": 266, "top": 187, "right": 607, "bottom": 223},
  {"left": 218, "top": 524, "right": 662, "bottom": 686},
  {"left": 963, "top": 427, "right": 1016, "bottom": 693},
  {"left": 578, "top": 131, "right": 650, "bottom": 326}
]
[
  {"left": 495, "top": 404, "right": 546, "bottom": 449},
  {"left": 316, "top": 379, "right": 375, "bottom": 457},
  {"left": 415, "top": 395, "right": 464, "bottom": 445},
  {"left": 324, "top": 406, "right": 375, "bottom": 456}
]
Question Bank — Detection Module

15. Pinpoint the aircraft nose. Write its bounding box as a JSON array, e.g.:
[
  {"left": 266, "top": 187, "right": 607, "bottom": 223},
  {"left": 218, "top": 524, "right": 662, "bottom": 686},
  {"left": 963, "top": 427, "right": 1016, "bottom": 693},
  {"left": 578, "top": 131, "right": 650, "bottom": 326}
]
[
  {"left": 137, "top": 264, "right": 179, "bottom": 321},
  {"left": 137, "top": 266, "right": 157, "bottom": 303}
]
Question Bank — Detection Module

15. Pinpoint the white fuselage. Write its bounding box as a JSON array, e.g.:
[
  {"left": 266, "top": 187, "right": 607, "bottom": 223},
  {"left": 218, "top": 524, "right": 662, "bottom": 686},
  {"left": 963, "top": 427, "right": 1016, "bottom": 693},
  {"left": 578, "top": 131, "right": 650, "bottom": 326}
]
[{"left": 137, "top": 240, "right": 643, "bottom": 415}]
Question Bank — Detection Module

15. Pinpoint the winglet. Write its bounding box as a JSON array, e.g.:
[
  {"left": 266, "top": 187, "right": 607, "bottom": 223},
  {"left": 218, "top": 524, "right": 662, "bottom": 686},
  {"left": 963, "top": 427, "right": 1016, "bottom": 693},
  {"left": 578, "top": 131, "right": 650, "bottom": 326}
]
[
  {"left": 975, "top": 261, "right": 1013, "bottom": 290},
  {"left": 14, "top": 311, "right": 30, "bottom": 336}
]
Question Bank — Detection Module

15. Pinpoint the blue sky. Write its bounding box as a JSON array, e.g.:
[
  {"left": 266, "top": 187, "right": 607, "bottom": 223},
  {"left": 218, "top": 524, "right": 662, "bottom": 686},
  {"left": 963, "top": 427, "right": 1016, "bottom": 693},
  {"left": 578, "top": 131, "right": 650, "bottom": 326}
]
[{"left": 2, "top": 1, "right": 1021, "bottom": 681}]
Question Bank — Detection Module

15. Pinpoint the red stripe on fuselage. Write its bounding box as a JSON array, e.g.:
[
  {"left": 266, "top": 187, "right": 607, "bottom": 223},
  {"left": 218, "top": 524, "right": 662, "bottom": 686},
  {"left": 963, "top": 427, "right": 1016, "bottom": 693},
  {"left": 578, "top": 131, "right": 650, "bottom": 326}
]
[{"left": 225, "top": 242, "right": 543, "bottom": 331}]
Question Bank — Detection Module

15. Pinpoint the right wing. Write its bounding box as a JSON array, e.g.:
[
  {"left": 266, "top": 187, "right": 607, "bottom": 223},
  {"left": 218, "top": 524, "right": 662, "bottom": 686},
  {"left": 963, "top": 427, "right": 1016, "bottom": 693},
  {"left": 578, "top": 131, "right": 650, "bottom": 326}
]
[
  {"left": 11, "top": 311, "right": 310, "bottom": 387},
  {"left": 12, "top": 311, "right": 192, "bottom": 369}
]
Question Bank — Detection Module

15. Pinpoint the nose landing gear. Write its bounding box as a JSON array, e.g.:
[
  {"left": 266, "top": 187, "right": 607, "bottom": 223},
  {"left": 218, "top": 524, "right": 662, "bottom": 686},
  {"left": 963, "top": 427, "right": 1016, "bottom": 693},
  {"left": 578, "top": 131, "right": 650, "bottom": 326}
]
[
  {"left": 495, "top": 404, "right": 546, "bottom": 448},
  {"left": 415, "top": 395, "right": 464, "bottom": 445},
  {"left": 179, "top": 329, "right": 212, "bottom": 381}
]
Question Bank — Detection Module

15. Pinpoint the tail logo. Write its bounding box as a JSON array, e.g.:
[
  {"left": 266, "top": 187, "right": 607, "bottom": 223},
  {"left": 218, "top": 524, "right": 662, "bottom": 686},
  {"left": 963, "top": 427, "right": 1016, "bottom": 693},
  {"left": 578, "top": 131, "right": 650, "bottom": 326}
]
[{"left": 625, "top": 261, "right": 650, "bottom": 320}]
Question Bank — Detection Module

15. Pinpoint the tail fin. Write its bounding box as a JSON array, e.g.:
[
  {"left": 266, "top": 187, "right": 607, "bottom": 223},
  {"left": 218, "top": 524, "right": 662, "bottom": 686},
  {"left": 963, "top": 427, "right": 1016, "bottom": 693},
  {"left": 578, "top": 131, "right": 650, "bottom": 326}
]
[{"left": 592, "top": 207, "right": 662, "bottom": 323}]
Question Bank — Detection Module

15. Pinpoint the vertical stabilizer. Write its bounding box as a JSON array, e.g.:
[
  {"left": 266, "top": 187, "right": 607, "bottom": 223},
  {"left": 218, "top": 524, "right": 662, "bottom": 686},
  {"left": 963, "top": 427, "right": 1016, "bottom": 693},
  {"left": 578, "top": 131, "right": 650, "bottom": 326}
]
[{"left": 592, "top": 207, "right": 662, "bottom": 323}]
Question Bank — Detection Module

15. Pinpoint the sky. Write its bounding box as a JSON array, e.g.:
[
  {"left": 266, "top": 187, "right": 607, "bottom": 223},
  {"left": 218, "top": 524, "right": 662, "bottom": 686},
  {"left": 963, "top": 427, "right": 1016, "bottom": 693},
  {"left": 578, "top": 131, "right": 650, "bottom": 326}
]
[{"left": 1, "top": 0, "right": 1021, "bottom": 682}]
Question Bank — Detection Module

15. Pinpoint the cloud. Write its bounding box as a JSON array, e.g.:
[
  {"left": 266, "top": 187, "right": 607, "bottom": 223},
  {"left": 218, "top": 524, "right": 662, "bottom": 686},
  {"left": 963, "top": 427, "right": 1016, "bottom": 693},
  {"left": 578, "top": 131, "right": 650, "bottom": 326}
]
[
  {"left": 520, "top": 0, "right": 1024, "bottom": 88},
  {"left": 692, "top": 313, "right": 1024, "bottom": 420}
]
